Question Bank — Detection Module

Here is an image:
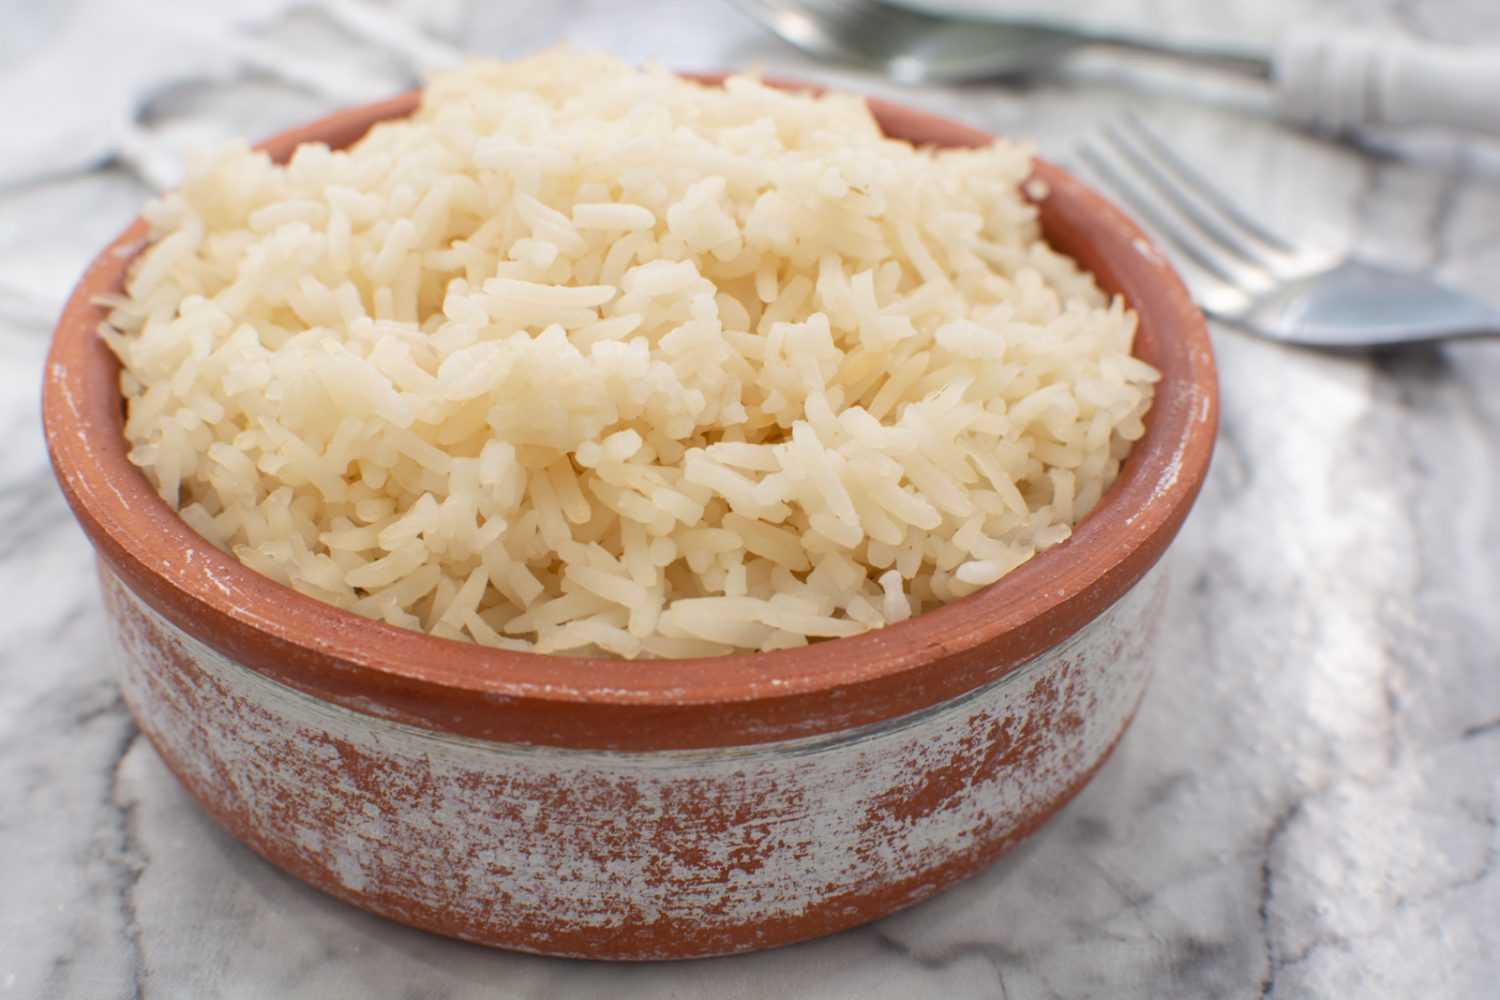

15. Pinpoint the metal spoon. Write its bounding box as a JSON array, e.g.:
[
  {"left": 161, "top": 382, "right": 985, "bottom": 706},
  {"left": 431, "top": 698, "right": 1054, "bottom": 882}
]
[
  {"left": 730, "top": 0, "right": 1500, "bottom": 137},
  {"left": 729, "top": 0, "right": 1269, "bottom": 83}
]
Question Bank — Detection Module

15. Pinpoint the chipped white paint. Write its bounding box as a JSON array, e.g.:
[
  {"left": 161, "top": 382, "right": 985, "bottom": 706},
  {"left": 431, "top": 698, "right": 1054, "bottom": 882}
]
[
  {"left": 200, "top": 565, "right": 237, "bottom": 599},
  {"left": 1127, "top": 383, "right": 1208, "bottom": 530},
  {"left": 1150, "top": 383, "right": 1212, "bottom": 506},
  {"left": 1132, "top": 236, "right": 1166, "bottom": 265},
  {"left": 101, "top": 562, "right": 1165, "bottom": 958},
  {"left": 46, "top": 360, "right": 136, "bottom": 515},
  {"left": 1150, "top": 434, "right": 1187, "bottom": 506}
]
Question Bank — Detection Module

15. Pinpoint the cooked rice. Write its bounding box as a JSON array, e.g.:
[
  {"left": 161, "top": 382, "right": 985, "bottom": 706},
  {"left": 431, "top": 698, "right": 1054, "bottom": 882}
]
[{"left": 102, "top": 49, "right": 1158, "bottom": 659}]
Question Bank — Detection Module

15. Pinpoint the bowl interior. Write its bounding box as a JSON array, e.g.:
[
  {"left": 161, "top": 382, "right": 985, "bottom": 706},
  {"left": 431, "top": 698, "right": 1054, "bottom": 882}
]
[{"left": 42, "top": 82, "right": 1217, "bottom": 750}]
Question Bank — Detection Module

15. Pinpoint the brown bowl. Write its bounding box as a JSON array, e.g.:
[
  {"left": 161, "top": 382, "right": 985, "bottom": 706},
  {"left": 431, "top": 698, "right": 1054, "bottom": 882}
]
[{"left": 42, "top": 82, "right": 1216, "bottom": 960}]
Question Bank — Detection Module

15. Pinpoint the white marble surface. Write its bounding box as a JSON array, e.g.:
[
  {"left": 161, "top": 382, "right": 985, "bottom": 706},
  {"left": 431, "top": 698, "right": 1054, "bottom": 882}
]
[{"left": 3, "top": 1, "right": 1500, "bottom": 996}]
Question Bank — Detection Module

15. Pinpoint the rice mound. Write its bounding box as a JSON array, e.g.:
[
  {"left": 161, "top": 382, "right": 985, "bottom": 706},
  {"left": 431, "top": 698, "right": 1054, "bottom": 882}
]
[{"left": 103, "top": 50, "right": 1158, "bottom": 659}]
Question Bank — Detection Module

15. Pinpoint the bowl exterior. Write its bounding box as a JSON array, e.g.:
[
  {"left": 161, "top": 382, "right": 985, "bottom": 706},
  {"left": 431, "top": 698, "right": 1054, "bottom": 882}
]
[
  {"left": 46, "top": 81, "right": 1217, "bottom": 960},
  {"left": 103, "top": 557, "right": 1166, "bottom": 959}
]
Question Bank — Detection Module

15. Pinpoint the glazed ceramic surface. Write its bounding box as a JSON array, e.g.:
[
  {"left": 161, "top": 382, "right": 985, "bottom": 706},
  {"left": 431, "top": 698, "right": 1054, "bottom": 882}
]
[{"left": 42, "top": 85, "right": 1215, "bottom": 959}]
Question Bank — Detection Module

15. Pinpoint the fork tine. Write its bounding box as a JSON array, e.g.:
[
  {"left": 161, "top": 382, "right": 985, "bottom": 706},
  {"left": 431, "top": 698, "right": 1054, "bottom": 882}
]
[
  {"left": 1118, "top": 111, "right": 1300, "bottom": 255},
  {"left": 1100, "top": 123, "right": 1283, "bottom": 275},
  {"left": 1076, "top": 141, "right": 1265, "bottom": 309},
  {"left": 1074, "top": 148, "right": 1254, "bottom": 319}
]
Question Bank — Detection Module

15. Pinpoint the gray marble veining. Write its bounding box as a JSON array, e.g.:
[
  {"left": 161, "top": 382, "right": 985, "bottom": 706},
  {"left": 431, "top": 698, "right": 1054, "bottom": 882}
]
[{"left": 1, "top": 1, "right": 1498, "bottom": 996}]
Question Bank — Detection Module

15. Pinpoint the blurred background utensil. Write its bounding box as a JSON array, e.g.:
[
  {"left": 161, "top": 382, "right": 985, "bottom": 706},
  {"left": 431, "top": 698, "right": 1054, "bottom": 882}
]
[
  {"left": 0, "top": 0, "right": 459, "bottom": 192},
  {"left": 732, "top": 0, "right": 1500, "bottom": 138},
  {"left": 1074, "top": 114, "right": 1500, "bottom": 347},
  {"left": 730, "top": 0, "right": 1263, "bottom": 79}
]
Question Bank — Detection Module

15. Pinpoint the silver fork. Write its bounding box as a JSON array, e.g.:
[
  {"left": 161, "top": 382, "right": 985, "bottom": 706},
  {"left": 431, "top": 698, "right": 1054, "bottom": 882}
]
[{"left": 1075, "top": 115, "right": 1500, "bottom": 347}]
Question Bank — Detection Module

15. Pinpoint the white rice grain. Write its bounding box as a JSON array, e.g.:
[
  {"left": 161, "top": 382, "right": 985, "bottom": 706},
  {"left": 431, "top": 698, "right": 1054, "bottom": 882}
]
[{"left": 106, "top": 50, "right": 1156, "bottom": 659}]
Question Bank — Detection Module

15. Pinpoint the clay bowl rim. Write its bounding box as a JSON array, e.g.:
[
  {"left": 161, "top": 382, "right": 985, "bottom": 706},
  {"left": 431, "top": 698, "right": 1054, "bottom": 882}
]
[{"left": 43, "top": 81, "right": 1217, "bottom": 752}]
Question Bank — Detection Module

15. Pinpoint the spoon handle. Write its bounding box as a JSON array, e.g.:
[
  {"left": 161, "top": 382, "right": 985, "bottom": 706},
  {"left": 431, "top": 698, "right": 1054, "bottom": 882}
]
[
  {"left": 1272, "top": 29, "right": 1500, "bottom": 137},
  {"left": 969, "top": 12, "right": 1500, "bottom": 137}
]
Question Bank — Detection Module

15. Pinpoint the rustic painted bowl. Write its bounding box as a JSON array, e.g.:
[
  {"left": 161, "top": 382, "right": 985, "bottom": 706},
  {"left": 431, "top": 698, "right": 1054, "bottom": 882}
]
[{"left": 42, "top": 82, "right": 1217, "bottom": 961}]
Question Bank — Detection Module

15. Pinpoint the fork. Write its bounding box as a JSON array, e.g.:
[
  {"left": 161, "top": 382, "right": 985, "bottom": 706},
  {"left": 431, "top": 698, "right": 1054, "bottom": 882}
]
[{"left": 1075, "top": 115, "right": 1500, "bottom": 347}]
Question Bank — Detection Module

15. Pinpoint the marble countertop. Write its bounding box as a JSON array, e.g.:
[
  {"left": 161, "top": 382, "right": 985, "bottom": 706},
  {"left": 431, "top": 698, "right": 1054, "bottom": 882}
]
[{"left": 3, "top": 1, "right": 1498, "bottom": 996}]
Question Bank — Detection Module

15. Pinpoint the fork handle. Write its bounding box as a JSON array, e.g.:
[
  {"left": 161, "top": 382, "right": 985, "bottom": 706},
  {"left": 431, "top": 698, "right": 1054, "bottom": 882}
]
[{"left": 1273, "top": 30, "right": 1500, "bottom": 137}]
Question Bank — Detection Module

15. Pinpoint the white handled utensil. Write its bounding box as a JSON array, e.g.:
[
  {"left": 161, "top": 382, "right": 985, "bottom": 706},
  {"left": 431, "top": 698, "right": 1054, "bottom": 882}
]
[
  {"left": 1273, "top": 29, "right": 1500, "bottom": 136},
  {"left": 0, "top": 0, "right": 460, "bottom": 193},
  {"left": 732, "top": 0, "right": 1500, "bottom": 137}
]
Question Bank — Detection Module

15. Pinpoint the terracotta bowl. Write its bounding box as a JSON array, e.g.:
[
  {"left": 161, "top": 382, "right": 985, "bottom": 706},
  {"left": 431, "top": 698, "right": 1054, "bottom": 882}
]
[{"left": 42, "top": 82, "right": 1217, "bottom": 961}]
